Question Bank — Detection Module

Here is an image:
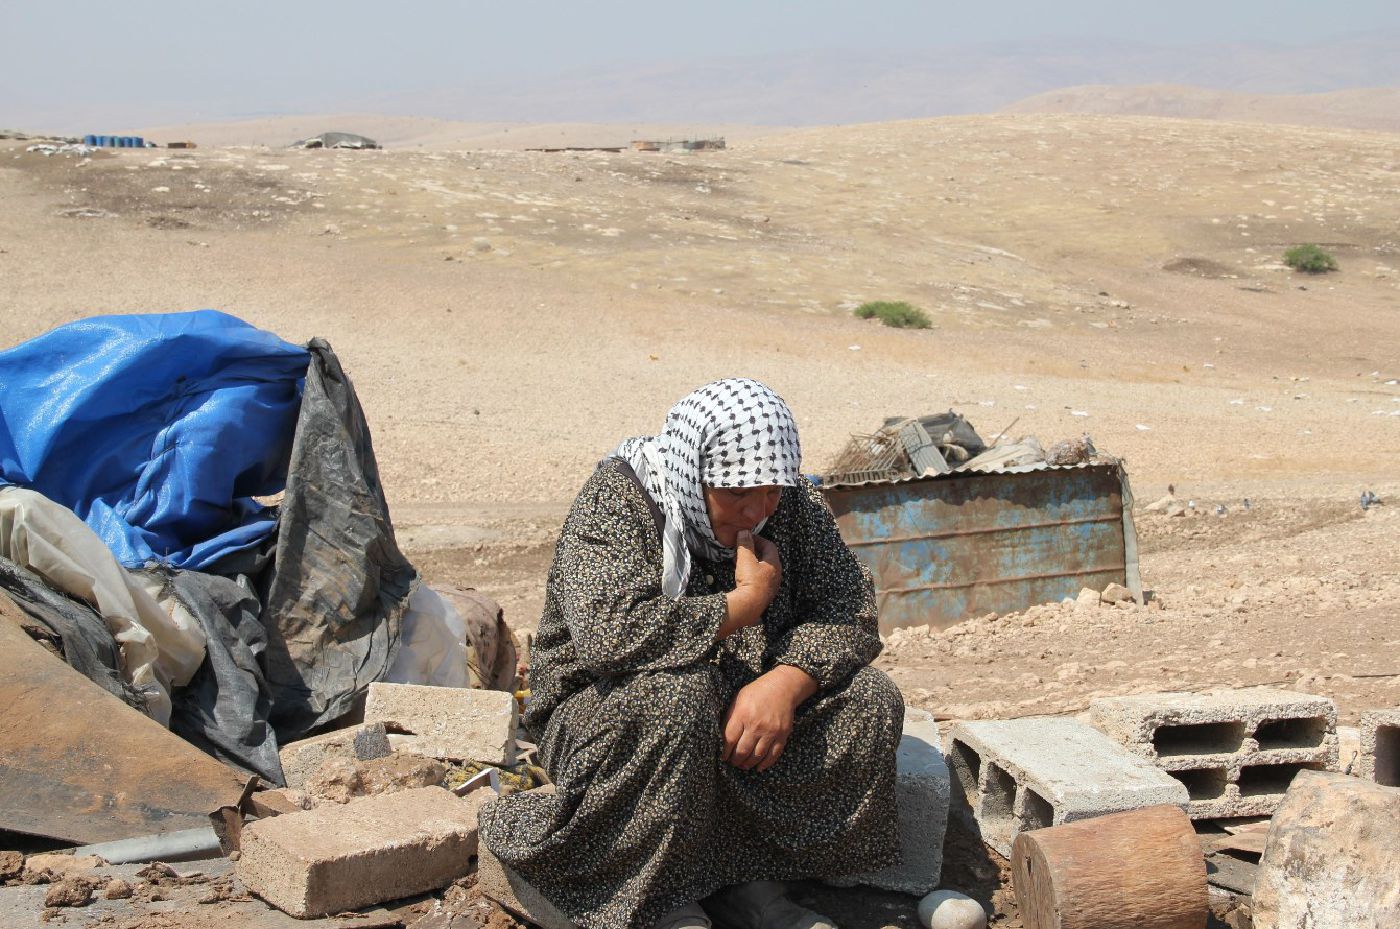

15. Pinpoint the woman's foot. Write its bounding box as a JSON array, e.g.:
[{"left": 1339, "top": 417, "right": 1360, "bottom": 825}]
[
  {"left": 656, "top": 901, "right": 712, "bottom": 929},
  {"left": 702, "top": 881, "right": 838, "bottom": 929}
]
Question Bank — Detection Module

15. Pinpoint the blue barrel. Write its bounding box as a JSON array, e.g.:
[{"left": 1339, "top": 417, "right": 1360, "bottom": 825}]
[
  {"left": 83, "top": 135, "right": 96, "bottom": 146},
  {"left": 134, "top": 137, "right": 144, "bottom": 148}
]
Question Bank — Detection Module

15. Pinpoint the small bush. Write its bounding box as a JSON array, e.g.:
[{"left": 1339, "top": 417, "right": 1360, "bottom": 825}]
[
  {"left": 853, "top": 300, "right": 931, "bottom": 329},
  {"left": 1283, "top": 244, "right": 1337, "bottom": 274}
]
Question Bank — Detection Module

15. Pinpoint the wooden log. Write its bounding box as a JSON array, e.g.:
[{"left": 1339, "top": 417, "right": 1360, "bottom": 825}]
[{"left": 1011, "top": 804, "right": 1206, "bottom": 929}]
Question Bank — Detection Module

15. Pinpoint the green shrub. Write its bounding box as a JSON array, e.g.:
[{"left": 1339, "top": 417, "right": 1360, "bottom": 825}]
[
  {"left": 1283, "top": 244, "right": 1337, "bottom": 274},
  {"left": 853, "top": 300, "right": 931, "bottom": 329}
]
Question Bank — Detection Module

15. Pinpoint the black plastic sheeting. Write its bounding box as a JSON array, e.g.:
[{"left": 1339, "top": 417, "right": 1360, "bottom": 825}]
[
  {"left": 259, "top": 339, "right": 415, "bottom": 741},
  {"left": 0, "top": 556, "right": 142, "bottom": 711},
  {"left": 151, "top": 558, "right": 285, "bottom": 786},
  {"left": 2, "top": 340, "right": 414, "bottom": 786}
]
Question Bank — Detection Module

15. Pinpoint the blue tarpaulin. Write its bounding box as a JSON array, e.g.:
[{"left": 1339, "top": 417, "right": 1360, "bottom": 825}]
[{"left": 0, "top": 311, "right": 309, "bottom": 569}]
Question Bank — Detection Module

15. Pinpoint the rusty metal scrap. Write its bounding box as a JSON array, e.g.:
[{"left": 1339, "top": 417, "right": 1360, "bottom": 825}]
[{"left": 0, "top": 593, "right": 250, "bottom": 845}]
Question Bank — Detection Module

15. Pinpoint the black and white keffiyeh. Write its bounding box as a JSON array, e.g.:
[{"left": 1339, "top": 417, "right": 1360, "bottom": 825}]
[{"left": 612, "top": 378, "right": 803, "bottom": 599}]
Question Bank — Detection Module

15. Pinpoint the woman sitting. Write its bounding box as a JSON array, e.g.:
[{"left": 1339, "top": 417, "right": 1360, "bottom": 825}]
[{"left": 479, "top": 378, "right": 904, "bottom": 929}]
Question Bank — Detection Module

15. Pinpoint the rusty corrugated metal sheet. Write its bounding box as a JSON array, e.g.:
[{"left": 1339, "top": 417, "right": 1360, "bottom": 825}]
[
  {"left": 823, "top": 463, "right": 1139, "bottom": 633},
  {"left": 0, "top": 596, "right": 250, "bottom": 844}
]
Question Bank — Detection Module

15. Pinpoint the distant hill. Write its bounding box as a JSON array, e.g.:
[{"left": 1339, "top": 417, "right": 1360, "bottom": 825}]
[
  {"left": 15, "top": 33, "right": 1400, "bottom": 132},
  {"left": 1002, "top": 84, "right": 1400, "bottom": 133},
  {"left": 355, "top": 35, "right": 1400, "bottom": 126}
]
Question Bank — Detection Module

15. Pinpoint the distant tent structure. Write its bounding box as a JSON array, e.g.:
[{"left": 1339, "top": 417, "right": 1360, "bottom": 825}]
[{"left": 290, "top": 131, "right": 380, "bottom": 150}]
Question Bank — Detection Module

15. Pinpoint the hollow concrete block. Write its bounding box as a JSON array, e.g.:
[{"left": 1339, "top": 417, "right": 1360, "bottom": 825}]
[
  {"left": 947, "top": 717, "right": 1187, "bottom": 857},
  {"left": 1358, "top": 707, "right": 1400, "bottom": 786},
  {"left": 1090, "top": 688, "right": 1338, "bottom": 818}
]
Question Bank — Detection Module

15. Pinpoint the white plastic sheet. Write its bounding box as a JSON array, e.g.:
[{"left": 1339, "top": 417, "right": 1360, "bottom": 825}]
[
  {"left": 0, "top": 488, "right": 206, "bottom": 724},
  {"left": 381, "top": 584, "right": 472, "bottom": 688}
]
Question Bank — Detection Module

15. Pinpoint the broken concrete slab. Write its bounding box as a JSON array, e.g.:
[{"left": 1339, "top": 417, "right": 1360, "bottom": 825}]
[
  {"left": 1090, "top": 688, "right": 1338, "bottom": 818},
  {"left": 0, "top": 602, "right": 250, "bottom": 844},
  {"left": 1358, "top": 707, "right": 1399, "bottom": 786},
  {"left": 833, "top": 708, "right": 949, "bottom": 895},
  {"left": 365, "top": 683, "right": 518, "bottom": 765},
  {"left": 303, "top": 753, "right": 447, "bottom": 805},
  {"left": 237, "top": 786, "right": 481, "bottom": 918},
  {"left": 279, "top": 722, "right": 392, "bottom": 790},
  {"left": 947, "top": 717, "right": 1187, "bottom": 857},
  {"left": 1252, "top": 770, "right": 1400, "bottom": 929},
  {"left": 476, "top": 826, "right": 575, "bottom": 929}
]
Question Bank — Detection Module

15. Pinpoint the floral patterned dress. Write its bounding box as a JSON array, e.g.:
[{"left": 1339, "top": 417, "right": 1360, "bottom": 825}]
[{"left": 478, "top": 460, "right": 904, "bottom": 929}]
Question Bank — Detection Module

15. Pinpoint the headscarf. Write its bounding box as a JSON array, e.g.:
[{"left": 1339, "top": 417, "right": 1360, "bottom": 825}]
[{"left": 611, "top": 378, "right": 803, "bottom": 599}]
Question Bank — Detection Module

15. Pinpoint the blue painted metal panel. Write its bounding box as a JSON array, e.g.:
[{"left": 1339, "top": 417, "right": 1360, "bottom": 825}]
[{"left": 823, "top": 464, "right": 1133, "bottom": 633}]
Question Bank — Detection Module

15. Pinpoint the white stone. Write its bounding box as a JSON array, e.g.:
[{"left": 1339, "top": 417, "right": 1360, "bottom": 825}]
[{"left": 917, "top": 890, "right": 987, "bottom": 929}]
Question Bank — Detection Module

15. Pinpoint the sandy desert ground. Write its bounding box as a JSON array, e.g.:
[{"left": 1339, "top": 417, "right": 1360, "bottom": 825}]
[{"left": 1, "top": 111, "right": 1397, "bottom": 925}]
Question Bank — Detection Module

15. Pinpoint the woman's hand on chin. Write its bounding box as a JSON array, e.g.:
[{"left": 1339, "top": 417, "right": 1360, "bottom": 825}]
[
  {"left": 718, "top": 530, "right": 782, "bottom": 639},
  {"left": 721, "top": 665, "right": 819, "bottom": 772}
]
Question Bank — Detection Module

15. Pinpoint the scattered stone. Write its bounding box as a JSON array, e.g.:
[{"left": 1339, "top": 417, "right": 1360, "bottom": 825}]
[
  {"left": 917, "top": 890, "right": 987, "bottom": 929},
  {"left": 1074, "top": 588, "right": 1100, "bottom": 611},
  {"left": 1100, "top": 583, "right": 1134, "bottom": 604},
  {"left": 1144, "top": 494, "right": 1176, "bottom": 513},
  {"left": 103, "top": 878, "right": 133, "bottom": 900},
  {"left": 366, "top": 683, "right": 518, "bottom": 764},
  {"left": 1252, "top": 771, "right": 1399, "bottom": 928},
  {"left": 44, "top": 877, "right": 94, "bottom": 908},
  {"left": 0, "top": 850, "right": 22, "bottom": 881},
  {"left": 237, "top": 786, "right": 482, "bottom": 918},
  {"left": 24, "top": 854, "right": 103, "bottom": 879},
  {"left": 1165, "top": 503, "right": 1187, "bottom": 517},
  {"left": 136, "top": 862, "right": 179, "bottom": 881}
]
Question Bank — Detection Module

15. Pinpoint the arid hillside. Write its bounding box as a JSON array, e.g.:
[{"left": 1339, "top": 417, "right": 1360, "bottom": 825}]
[
  {"left": 2, "top": 113, "right": 1397, "bottom": 726},
  {"left": 1004, "top": 84, "right": 1400, "bottom": 133}
]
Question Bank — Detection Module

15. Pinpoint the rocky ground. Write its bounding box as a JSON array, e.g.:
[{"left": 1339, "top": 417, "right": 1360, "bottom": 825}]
[{"left": 0, "top": 113, "right": 1397, "bottom": 927}]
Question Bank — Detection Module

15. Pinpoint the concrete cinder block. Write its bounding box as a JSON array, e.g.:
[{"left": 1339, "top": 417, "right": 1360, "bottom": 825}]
[
  {"left": 832, "top": 708, "right": 950, "bottom": 894},
  {"left": 365, "top": 683, "right": 518, "bottom": 765},
  {"left": 1359, "top": 707, "right": 1400, "bottom": 786},
  {"left": 1090, "top": 688, "right": 1338, "bottom": 818},
  {"left": 279, "top": 722, "right": 392, "bottom": 790},
  {"left": 947, "top": 717, "right": 1187, "bottom": 857},
  {"left": 237, "top": 786, "right": 481, "bottom": 917},
  {"left": 476, "top": 820, "right": 575, "bottom": 929}
]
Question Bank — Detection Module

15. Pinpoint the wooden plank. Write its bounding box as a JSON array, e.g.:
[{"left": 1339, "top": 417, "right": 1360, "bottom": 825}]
[{"left": 1205, "top": 853, "right": 1258, "bottom": 896}]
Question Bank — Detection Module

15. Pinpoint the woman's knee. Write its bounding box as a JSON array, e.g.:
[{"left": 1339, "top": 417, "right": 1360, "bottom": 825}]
[
  {"left": 615, "top": 665, "right": 724, "bottom": 733},
  {"left": 841, "top": 666, "right": 905, "bottom": 743}
]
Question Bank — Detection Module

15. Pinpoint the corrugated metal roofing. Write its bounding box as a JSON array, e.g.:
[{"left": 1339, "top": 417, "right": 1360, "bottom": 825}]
[{"left": 820, "top": 457, "right": 1117, "bottom": 488}]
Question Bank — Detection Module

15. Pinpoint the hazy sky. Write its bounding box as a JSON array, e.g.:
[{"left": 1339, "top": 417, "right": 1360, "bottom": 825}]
[{"left": 4, "top": 1, "right": 1399, "bottom": 126}]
